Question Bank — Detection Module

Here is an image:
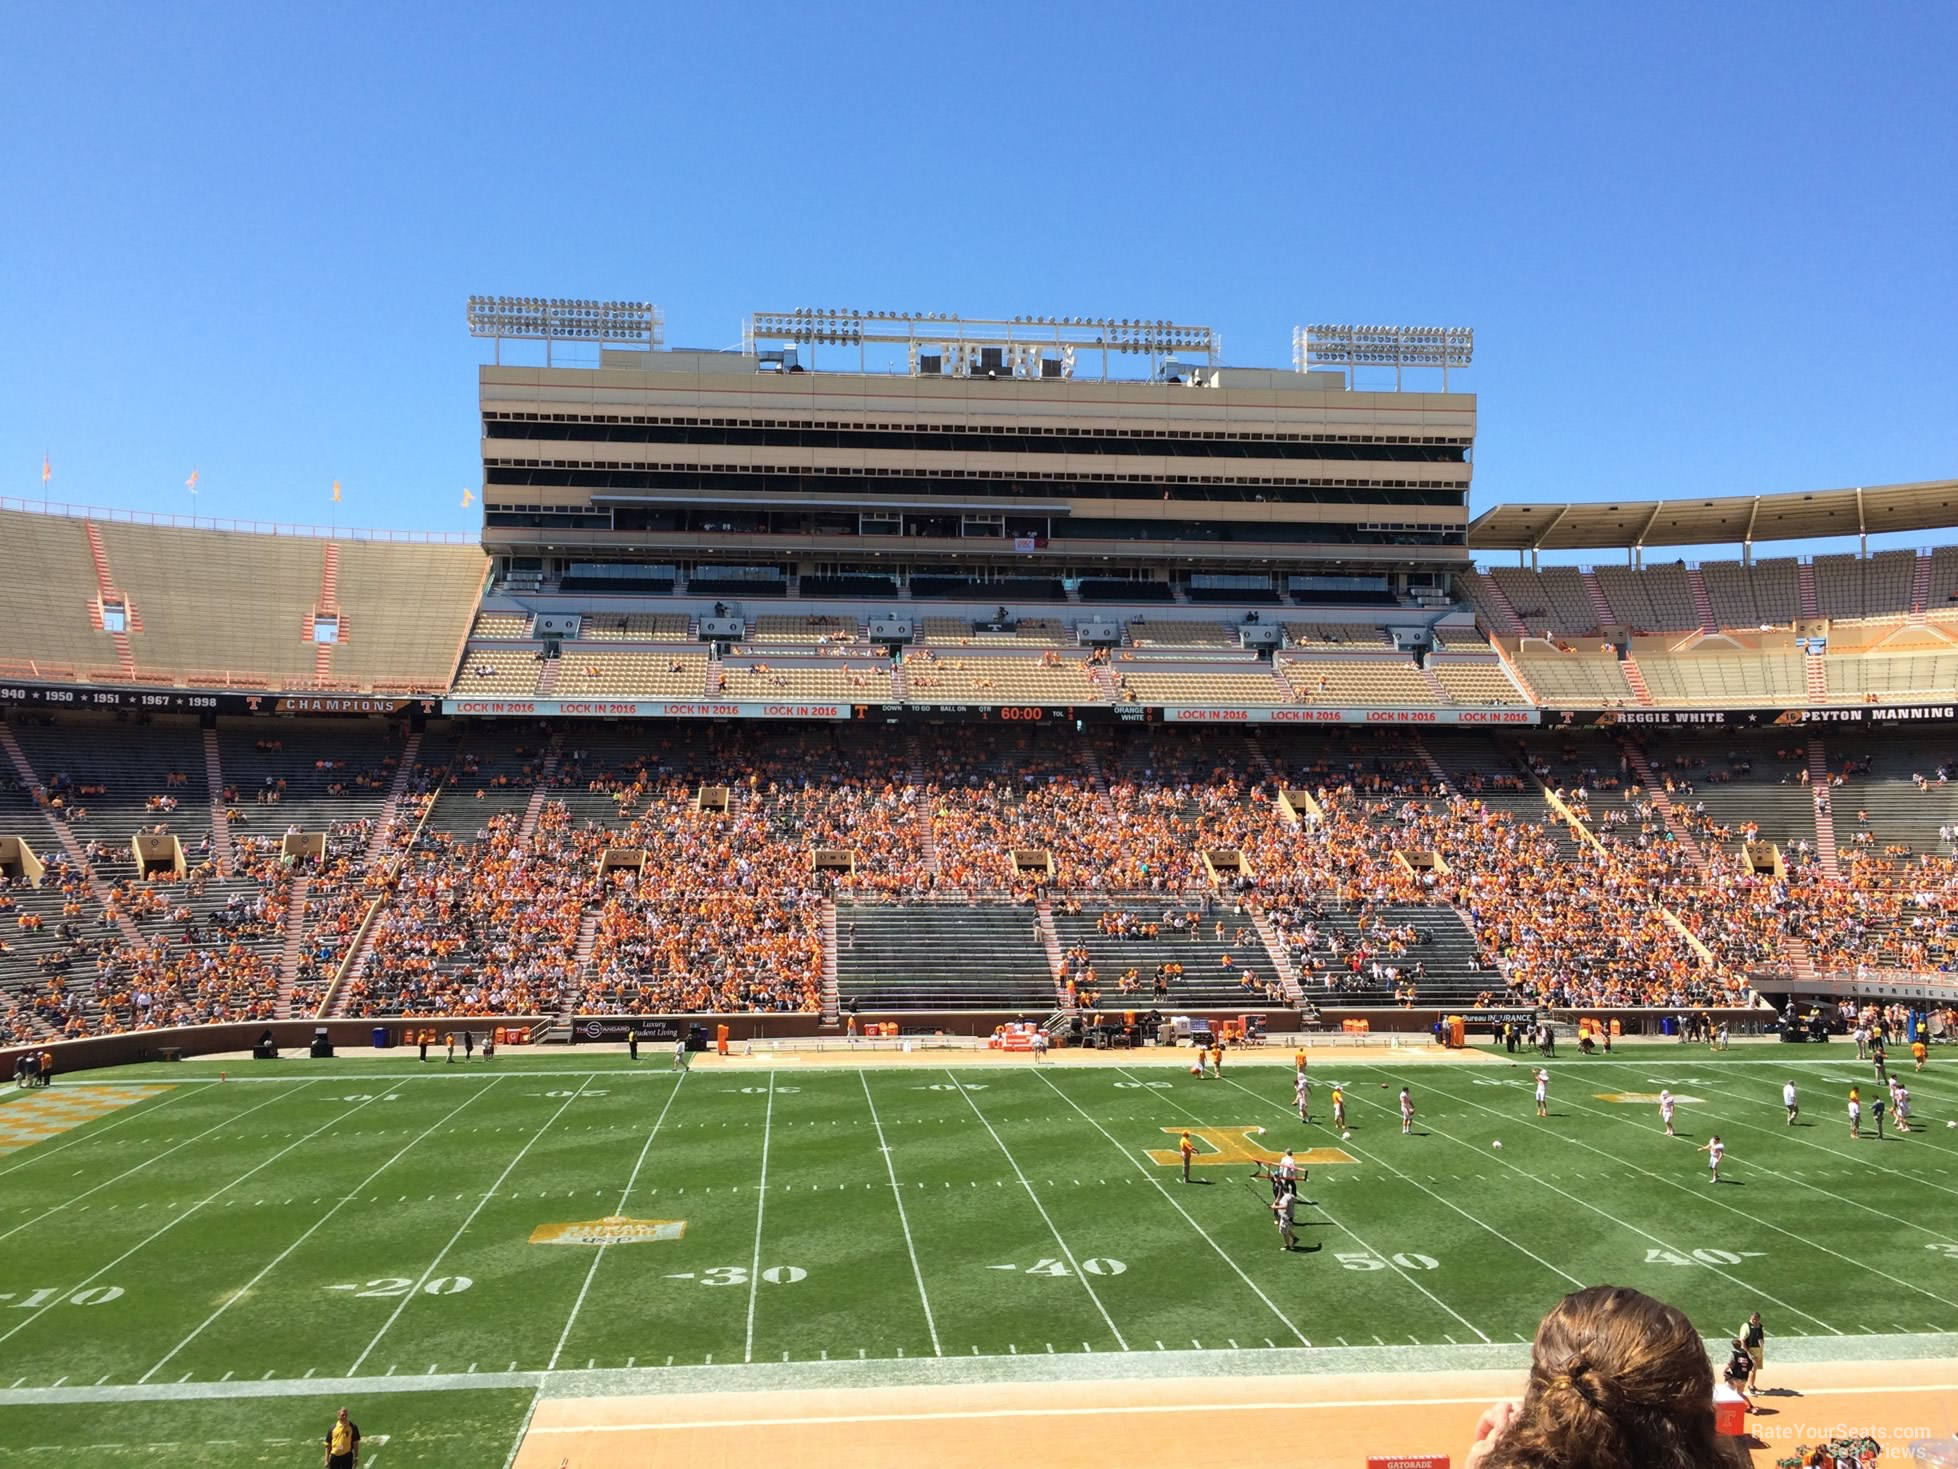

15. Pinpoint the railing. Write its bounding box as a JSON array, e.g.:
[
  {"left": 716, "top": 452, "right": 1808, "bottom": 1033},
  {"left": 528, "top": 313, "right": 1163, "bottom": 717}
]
[
  {"left": 0, "top": 659, "right": 77, "bottom": 682},
  {"left": 0, "top": 495, "right": 475, "bottom": 544},
  {"left": 0, "top": 659, "right": 446, "bottom": 697}
]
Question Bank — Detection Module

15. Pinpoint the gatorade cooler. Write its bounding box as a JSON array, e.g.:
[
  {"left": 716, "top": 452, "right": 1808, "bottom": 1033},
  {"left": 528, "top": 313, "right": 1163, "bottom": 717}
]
[{"left": 1712, "top": 1384, "right": 1746, "bottom": 1436}]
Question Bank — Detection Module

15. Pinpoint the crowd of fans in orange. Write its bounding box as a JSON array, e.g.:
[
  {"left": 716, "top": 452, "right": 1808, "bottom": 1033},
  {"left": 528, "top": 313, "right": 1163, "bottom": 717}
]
[{"left": 7, "top": 719, "right": 1958, "bottom": 1046}]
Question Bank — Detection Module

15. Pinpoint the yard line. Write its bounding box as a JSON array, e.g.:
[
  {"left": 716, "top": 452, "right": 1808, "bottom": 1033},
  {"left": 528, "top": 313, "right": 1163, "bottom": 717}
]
[
  {"left": 547, "top": 1074, "right": 688, "bottom": 1371},
  {"left": 0, "top": 1083, "right": 202, "bottom": 1182},
  {"left": 859, "top": 1072, "right": 941, "bottom": 1357},
  {"left": 1216, "top": 1075, "right": 1586, "bottom": 1292},
  {"left": 954, "top": 1072, "right": 1128, "bottom": 1351},
  {"left": 1414, "top": 1072, "right": 1958, "bottom": 1314},
  {"left": 138, "top": 1078, "right": 502, "bottom": 1384},
  {"left": 348, "top": 1075, "right": 598, "bottom": 1376},
  {"left": 742, "top": 1072, "right": 776, "bottom": 1365},
  {"left": 1346, "top": 1070, "right": 1841, "bottom": 1334},
  {"left": 0, "top": 1085, "right": 385, "bottom": 1350},
  {"left": 0, "top": 1084, "right": 310, "bottom": 1247},
  {"left": 500, "top": 1385, "right": 543, "bottom": 1469}
]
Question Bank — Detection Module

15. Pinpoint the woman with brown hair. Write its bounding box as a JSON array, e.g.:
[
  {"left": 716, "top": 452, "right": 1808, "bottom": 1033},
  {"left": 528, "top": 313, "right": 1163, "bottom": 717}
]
[{"left": 1465, "top": 1285, "right": 1749, "bottom": 1469}]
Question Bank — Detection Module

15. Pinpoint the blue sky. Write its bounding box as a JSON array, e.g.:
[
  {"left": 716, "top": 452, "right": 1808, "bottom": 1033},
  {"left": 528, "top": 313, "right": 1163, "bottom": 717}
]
[{"left": 3, "top": 2, "right": 1953, "bottom": 557}]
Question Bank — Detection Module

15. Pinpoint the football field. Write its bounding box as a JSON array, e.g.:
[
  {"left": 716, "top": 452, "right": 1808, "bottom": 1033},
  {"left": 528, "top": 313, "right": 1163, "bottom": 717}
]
[{"left": 1, "top": 1042, "right": 1955, "bottom": 1466}]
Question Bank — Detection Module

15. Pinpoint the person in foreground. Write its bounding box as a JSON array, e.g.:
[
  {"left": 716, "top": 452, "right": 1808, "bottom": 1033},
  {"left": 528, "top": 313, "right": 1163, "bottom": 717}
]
[{"left": 1464, "top": 1285, "right": 1750, "bottom": 1469}]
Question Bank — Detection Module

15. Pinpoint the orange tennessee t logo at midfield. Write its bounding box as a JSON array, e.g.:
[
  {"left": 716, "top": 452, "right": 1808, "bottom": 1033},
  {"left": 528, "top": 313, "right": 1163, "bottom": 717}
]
[{"left": 1145, "top": 1127, "right": 1352, "bottom": 1168}]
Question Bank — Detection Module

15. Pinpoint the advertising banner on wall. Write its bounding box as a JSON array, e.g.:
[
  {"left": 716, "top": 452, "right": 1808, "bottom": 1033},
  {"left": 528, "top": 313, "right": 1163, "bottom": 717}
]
[
  {"left": 1144, "top": 705, "right": 1538, "bottom": 726},
  {"left": 442, "top": 698, "right": 853, "bottom": 719}
]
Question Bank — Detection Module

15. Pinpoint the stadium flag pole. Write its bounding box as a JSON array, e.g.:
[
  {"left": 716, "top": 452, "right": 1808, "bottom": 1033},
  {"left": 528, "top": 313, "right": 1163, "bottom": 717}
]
[
  {"left": 185, "top": 468, "right": 198, "bottom": 528},
  {"left": 331, "top": 477, "right": 341, "bottom": 533}
]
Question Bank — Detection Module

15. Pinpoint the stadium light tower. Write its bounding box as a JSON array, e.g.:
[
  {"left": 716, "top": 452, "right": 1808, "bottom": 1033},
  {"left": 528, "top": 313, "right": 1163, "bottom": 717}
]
[
  {"left": 466, "top": 296, "right": 664, "bottom": 366},
  {"left": 1292, "top": 323, "right": 1474, "bottom": 391}
]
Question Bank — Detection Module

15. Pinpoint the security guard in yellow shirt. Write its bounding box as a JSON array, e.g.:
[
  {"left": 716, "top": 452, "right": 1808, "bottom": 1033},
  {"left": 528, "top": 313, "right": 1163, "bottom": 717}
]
[{"left": 324, "top": 1406, "right": 360, "bottom": 1468}]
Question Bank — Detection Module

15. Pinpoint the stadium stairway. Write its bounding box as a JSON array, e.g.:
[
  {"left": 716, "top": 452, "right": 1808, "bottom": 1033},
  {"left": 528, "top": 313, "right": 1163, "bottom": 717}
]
[
  {"left": 1808, "top": 736, "right": 1840, "bottom": 877},
  {"left": 1478, "top": 572, "right": 1529, "bottom": 637},
  {"left": 1778, "top": 935, "right": 1819, "bottom": 984},
  {"left": 1033, "top": 899, "right": 1067, "bottom": 977},
  {"left": 1246, "top": 904, "right": 1305, "bottom": 1001},
  {"left": 1619, "top": 741, "right": 1709, "bottom": 872},
  {"left": 1415, "top": 664, "right": 1453, "bottom": 704},
  {"left": 274, "top": 873, "right": 313, "bottom": 1013},
  {"left": 1804, "top": 651, "right": 1828, "bottom": 703},
  {"left": 201, "top": 727, "right": 231, "bottom": 877},
  {"left": 538, "top": 916, "right": 595, "bottom": 1043},
  {"left": 323, "top": 895, "right": 386, "bottom": 1019},
  {"left": 1910, "top": 552, "right": 1933, "bottom": 624},
  {"left": 82, "top": 521, "right": 138, "bottom": 680},
  {"left": 905, "top": 733, "right": 943, "bottom": 876},
  {"left": 517, "top": 734, "right": 564, "bottom": 844},
  {"left": 362, "top": 730, "right": 424, "bottom": 868},
  {"left": 1079, "top": 745, "right": 1110, "bottom": 796},
  {"left": 312, "top": 544, "right": 339, "bottom": 685},
  {"left": 325, "top": 739, "right": 455, "bottom": 1020},
  {"left": 1410, "top": 735, "right": 1454, "bottom": 793},
  {"left": 1620, "top": 655, "right": 1654, "bottom": 705},
  {"left": 1240, "top": 731, "right": 1277, "bottom": 786},
  {"left": 1581, "top": 570, "right": 1620, "bottom": 630},
  {"left": 1686, "top": 566, "right": 1719, "bottom": 634},
  {"left": 1799, "top": 561, "right": 1821, "bottom": 620},
  {"left": 821, "top": 899, "right": 840, "bottom": 1023}
]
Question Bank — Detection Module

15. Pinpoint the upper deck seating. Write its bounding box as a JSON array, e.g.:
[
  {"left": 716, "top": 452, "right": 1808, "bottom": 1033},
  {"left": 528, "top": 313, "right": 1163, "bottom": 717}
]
[{"left": 1277, "top": 657, "right": 1441, "bottom": 706}]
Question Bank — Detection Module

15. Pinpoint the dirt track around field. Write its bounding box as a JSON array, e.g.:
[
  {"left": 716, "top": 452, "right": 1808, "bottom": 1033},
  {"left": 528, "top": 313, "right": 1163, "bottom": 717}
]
[{"left": 512, "top": 1358, "right": 1958, "bottom": 1468}]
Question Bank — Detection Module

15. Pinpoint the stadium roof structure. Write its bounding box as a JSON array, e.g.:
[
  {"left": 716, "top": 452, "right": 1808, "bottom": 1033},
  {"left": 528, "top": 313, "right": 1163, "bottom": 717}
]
[{"left": 1467, "top": 478, "right": 1958, "bottom": 553}]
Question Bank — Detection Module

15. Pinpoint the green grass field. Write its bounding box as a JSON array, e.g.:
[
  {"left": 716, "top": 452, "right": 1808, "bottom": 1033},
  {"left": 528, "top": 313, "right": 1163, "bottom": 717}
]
[{"left": 1, "top": 1042, "right": 1955, "bottom": 1466}]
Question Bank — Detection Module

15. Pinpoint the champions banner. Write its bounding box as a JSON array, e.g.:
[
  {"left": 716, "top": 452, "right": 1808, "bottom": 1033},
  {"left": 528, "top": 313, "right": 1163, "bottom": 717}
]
[{"left": 0, "top": 683, "right": 432, "bottom": 717}]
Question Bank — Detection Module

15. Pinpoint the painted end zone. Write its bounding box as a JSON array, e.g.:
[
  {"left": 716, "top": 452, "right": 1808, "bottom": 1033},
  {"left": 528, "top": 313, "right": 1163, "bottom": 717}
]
[{"left": 0, "top": 1085, "right": 167, "bottom": 1153}]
